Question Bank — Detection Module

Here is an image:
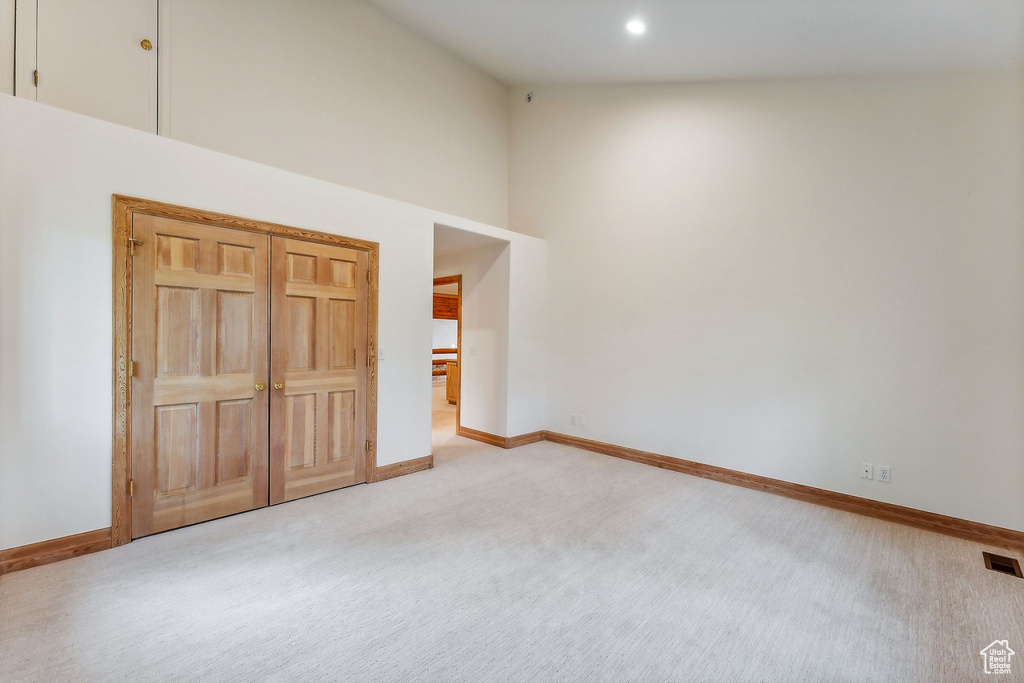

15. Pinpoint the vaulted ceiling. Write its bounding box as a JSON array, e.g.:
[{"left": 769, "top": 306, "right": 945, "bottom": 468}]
[{"left": 370, "top": 0, "right": 1024, "bottom": 84}]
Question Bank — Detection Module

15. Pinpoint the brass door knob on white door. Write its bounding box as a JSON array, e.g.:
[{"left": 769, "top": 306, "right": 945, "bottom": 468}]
[
  {"left": 274, "top": 381, "right": 285, "bottom": 390},
  {"left": 140, "top": 39, "right": 153, "bottom": 51}
]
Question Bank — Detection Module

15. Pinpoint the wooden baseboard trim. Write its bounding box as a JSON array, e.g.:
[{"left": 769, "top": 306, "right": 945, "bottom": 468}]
[
  {"left": 457, "top": 426, "right": 546, "bottom": 449},
  {"left": 2, "top": 453, "right": 436, "bottom": 573},
  {"left": 457, "top": 426, "right": 508, "bottom": 448},
  {"left": 372, "top": 455, "right": 434, "bottom": 482},
  {"left": 0, "top": 528, "right": 112, "bottom": 575},
  {"left": 507, "top": 431, "right": 546, "bottom": 448},
  {"left": 542, "top": 431, "right": 1024, "bottom": 553}
]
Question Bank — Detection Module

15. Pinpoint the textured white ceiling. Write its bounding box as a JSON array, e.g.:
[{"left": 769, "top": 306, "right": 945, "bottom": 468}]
[{"left": 370, "top": 0, "right": 1024, "bottom": 84}]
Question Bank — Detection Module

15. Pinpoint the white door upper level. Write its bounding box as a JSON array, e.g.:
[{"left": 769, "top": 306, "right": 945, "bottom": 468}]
[{"left": 16, "top": 0, "right": 157, "bottom": 133}]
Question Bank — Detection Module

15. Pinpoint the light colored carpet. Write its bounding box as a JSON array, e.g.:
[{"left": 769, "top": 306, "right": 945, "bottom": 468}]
[{"left": 1, "top": 433, "right": 1022, "bottom": 681}]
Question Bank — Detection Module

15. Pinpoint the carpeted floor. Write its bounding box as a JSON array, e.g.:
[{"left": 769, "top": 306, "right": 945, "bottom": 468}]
[{"left": 1, "top": 429, "right": 1022, "bottom": 681}]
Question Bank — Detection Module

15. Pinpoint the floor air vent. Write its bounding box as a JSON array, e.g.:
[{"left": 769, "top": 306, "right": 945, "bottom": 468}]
[{"left": 983, "top": 552, "right": 1023, "bottom": 578}]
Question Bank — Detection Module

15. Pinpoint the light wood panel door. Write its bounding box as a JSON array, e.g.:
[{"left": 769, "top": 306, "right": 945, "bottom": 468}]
[
  {"left": 270, "top": 238, "right": 368, "bottom": 503},
  {"left": 131, "top": 215, "right": 270, "bottom": 538}
]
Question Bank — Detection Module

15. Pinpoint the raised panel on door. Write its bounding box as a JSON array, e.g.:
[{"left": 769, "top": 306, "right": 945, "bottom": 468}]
[
  {"left": 131, "top": 215, "right": 269, "bottom": 538},
  {"left": 270, "top": 237, "right": 368, "bottom": 504},
  {"left": 35, "top": 0, "right": 157, "bottom": 132}
]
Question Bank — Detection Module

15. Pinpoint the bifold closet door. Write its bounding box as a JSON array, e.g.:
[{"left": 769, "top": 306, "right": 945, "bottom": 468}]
[
  {"left": 270, "top": 237, "right": 369, "bottom": 504},
  {"left": 131, "top": 216, "right": 270, "bottom": 538}
]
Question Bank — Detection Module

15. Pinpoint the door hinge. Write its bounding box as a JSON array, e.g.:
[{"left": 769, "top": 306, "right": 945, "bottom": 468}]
[
  {"left": 366, "top": 354, "right": 371, "bottom": 368},
  {"left": 128, "top": 360, "right": 136, "bottom": 377},
  {"left": 128, "top": 237, "right": 144, "bottom": 256},
  {"left": 33, "top": 70, "right": 38, "bottom": 86},
  {"left": 366, "top": 270, "right": 370, "bottom": 283},
  {"left": 365, "top": 440, "right": 371, "bottom": 453},
  {"left": 128, "top": 479, "right": 134, "bottom": 497}
]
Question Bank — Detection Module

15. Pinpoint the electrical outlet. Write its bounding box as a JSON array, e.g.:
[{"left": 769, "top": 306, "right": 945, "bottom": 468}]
[
  {"left": 877, "top": 466, "right": 890, "bottom": 483},
  {"left": 378, "top": 348, "right": 385, "bottom": 360},
  {"left": 861, "top": 463, "right": 873, "bottom": 480},
  {"left": 570, "top": 414, "right": 577, "bottom": 425},
  {"left": 578, "top": 415, "right": 587, "bottom": 426}
]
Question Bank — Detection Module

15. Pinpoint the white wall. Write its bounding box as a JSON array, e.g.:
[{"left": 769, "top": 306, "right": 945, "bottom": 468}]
[
  {"left": 509, "top": 74, "right": 1024, "bottom": 532},
  {"left": 432, "top": 319, "right": 458, "bottom": 351},
  {"left": 434, "top": 245, "right": 511, "bottom": 436},
  {"left": 160, "top": 0, "right": 509, "bottom": 227},
  {"left": 505, "top": 237, "right": 548, "bottom": 436},
  {"left": 0, "top": 94, "right": 543, "bottom": 550}
]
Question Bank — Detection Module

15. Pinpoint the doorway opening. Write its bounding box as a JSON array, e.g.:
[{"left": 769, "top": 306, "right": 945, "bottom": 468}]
[
  {"left": 432, "top": 276, "right": 461, "bottom": 448},
  {"left": 432, "top": 223, "right": 511, "bottom": 453}
]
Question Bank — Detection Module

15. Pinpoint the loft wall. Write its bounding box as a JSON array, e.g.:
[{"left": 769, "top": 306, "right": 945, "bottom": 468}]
[
  {"left": 161, "top": 0, "right": 509, "bottom": 228},
  {"left": 10, "top": 0, "right": 509, "bottom": 227}
]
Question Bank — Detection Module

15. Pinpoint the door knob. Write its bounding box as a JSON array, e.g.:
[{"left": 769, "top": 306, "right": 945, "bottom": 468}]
[
  {"left": 255, "top": 382, "right": 266, "bottom": 391},
  {"left": 274, "top": 381, "right": 285, "bottom": 390},
  {"left": 140, "top": 39, "right": 153, "bottom": 51}
]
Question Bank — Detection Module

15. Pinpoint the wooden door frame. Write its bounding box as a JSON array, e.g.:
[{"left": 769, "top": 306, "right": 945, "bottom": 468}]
[
  {"left": 112, "top": 195, "right": 379, "bottom": 547},
  {"left": 433, "top": 275, "right": 462, "bottom": 433}
]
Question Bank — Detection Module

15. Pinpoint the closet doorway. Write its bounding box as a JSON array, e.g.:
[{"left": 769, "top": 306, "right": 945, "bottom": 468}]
[{"left": 111, "top": 196, "right": 378, "bottom": 545}]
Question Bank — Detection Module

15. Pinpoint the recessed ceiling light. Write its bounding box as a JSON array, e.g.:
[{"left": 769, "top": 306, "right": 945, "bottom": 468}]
[{"left": 626, "top": 19, "right": 646, "bottom": 35}]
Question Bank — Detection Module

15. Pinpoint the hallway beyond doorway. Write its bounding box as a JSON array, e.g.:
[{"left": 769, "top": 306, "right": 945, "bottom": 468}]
[{"left": 432, "top": 382, "right": 456, "bottom": 451}]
